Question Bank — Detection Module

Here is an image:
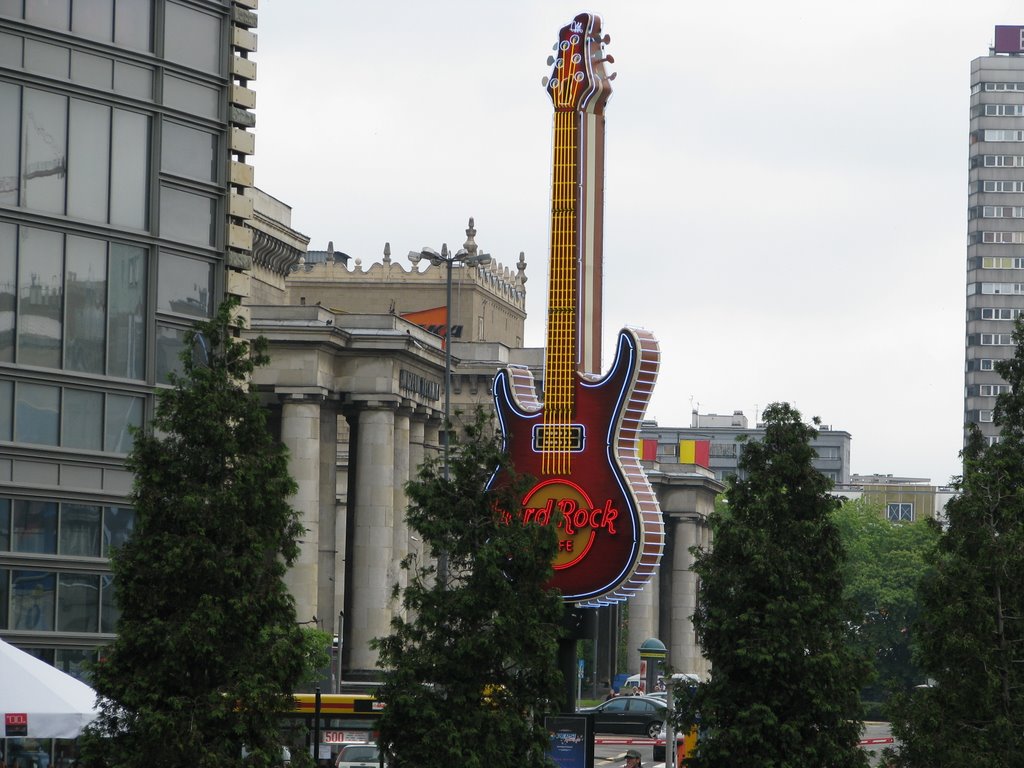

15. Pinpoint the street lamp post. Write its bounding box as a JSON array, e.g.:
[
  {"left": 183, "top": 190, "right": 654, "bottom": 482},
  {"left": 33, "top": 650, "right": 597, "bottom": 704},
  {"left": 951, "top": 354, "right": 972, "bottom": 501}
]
[{"left": 408, "top": 241, "right": 491, "bottom": 583}]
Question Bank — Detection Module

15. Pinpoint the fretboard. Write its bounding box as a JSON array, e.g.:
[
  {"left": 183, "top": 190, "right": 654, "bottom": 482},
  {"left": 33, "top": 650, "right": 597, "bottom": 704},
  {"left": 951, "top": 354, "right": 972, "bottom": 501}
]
[{"left": 542, "top": 109, "right": 580, "bottom": 475}]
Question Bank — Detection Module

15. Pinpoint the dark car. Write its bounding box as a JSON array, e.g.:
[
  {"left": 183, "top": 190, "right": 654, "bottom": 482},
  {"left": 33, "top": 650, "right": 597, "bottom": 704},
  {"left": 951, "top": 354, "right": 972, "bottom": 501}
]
[{"left": 579, "top": 695, "right": 667, "bottom": 738}]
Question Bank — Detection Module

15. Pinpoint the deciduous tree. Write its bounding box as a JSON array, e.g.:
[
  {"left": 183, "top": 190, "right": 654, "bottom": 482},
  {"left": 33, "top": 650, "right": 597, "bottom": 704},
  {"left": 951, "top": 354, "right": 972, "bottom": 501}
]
[
  {"left": 80, "top": 300, "right": 307, "bottom": 768},
  {"left": 372, "top": 408, "right": 565, "bottom": 768},
  {"left": 684, "top": 402, "right": 869, "bottom": 768},
  {"left": 833, "top": 497, "right": 938, "bottom": 707}
]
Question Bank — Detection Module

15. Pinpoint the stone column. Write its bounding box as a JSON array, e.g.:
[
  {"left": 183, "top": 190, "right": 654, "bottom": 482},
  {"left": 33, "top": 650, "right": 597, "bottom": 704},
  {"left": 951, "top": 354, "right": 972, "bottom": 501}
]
[
  {"left": 671, "top": 516, "right": 699, "bottom": 673},
  {"left": 407, "top": 412, "right": 428, "bottom": 570},
  {"left": 391, "top": 405, "right": 412, "bottom": 606},
  {"left": 279, "top": 393, "right": 323, "bottom": 627},
  {"left": 348, "top": 401, "right": 397, "bottom": 677},
  {"left": 626, "top": 574, "right": 658, "bottom": 675},
  {"left": 317, "top": 400, "right": 340, "bottom": 636}
]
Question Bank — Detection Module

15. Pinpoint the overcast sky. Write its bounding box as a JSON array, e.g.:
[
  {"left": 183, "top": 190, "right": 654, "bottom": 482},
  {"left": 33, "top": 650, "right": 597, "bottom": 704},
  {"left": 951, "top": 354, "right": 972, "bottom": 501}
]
[{"left": 251, "top": 1, "right": 1022, "bottom": 486}]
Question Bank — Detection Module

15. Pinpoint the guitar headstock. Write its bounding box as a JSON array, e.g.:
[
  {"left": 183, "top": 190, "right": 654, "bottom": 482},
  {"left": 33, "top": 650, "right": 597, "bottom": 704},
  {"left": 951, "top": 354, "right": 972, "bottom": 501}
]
[{"left": 544, "top": 12, "right": 615, "bottom": 113}]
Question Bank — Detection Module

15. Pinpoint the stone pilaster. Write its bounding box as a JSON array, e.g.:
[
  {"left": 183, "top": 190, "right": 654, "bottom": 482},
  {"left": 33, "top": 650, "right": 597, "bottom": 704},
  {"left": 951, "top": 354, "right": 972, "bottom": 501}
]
[
  {"left": 671, "top": 516, "right": 699, "bottom": 674},
  {"left": 626, "top": 576, "right": 658, "bottom": 675}
]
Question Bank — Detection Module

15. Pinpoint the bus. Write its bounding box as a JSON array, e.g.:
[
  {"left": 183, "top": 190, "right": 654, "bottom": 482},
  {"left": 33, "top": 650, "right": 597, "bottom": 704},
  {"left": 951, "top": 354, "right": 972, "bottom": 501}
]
[{"left": 282, "top": 693, "right": 383, "bottom": 764}]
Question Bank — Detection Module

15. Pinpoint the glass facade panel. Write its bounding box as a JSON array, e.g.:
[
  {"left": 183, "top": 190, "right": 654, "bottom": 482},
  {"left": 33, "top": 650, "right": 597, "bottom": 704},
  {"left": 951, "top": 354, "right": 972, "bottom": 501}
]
[
  {"left": 0, "top": 222, "right": 15, "bottom": 361},
  {"left": 67, "top": 100, "right": 111, "bottom": 223},
  {"left": 0, "top": 30, "right": 23, "bottom": 68},
  {"left": 0, "top": 82, "right": 19, "bottom": 206},
  {"left": 158, "top": 252, "right": 212, "bottom": 317},
  {"left": 162, "top": 121, "right": 216, "bottom": 181},
  {"left": 104, "top": 393, "right": 141, "bottom": 454},
  {"left": 0, "top": 497, "right": 9, "bottom": 550},
  {"left": 0, "top": 568, "right": 6, "bottom": 628},
  {"left": 12, "top": 569, "right": 55, "bottom": 631},
  {"left": 70, "top": 0, "right": 112, "bottom": 41},
  {"left": 59, "top": 503, "right": 101, "bottom": 556},
  {"left": 100, "top": 573, "right": 118, "bottom": 632},
  {"left": 24, "top": 0, "right": 69, "bottom": 28},
  {"left": 15, "top": 381, "right": 58, "bottom": 445},
  {"left": 155, "top": 323, "right": 185, "bottom": 381},
  {"left": 107, "top": 243, "right": 146, "bottom": 380},
  {"left": 23, "top": 38, "right": 68, "bottom": 79},
  {"left": 12, "top": 499, "right": 56, "bottom": 553},
  {"left": 101, "top": 506, "right": 133, "bottom": 556},
  {"left": 17, "top": 226, "right": 63, "bottom": 368},
  {"left": 159, "top": 187, "right": 214, "bottom": 246},
  {"left": 57, "top": 573, "right": 99, "bottom": 632},
  {"left": 113, "top": 0, "right": 151, "bottom": 51},
  {"left": 62, "top": 388, "right": 102, "bottom": 450},
  {"left": 164, "top": 2, "right": 221, "bottom": 74},
  {"left": 22, "top": 88, "right": 67, "bottom": 214},
  {"left": 109, "top": 109, "right": 148, "bottom": 229},
  {"left": 65, "top": 235, "right": 107, "bottom": 373},
  {"left": 69, "top": 50, "right": 113, "bottom": 90},
  {"left": 163, "top": 74, "right": 219, "bottom": 119},
  {"left": 0, "top": 380, "right": 10, "bottom": 440},
  {"left": 113, "top": 61, "right": 151, "bottom": 99}
]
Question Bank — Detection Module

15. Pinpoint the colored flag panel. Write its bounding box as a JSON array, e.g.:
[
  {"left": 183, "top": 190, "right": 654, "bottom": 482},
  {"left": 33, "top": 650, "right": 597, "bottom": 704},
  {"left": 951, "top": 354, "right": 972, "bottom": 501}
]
[{"left": 679, "top": 439, "right": 710, "bottom": 468}]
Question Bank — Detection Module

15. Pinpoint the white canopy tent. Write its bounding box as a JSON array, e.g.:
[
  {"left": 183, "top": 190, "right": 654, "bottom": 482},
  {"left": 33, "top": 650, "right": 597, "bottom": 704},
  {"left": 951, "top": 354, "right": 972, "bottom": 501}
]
[{"left": 0, "top": 639, "right": 99, "bottom": 739}]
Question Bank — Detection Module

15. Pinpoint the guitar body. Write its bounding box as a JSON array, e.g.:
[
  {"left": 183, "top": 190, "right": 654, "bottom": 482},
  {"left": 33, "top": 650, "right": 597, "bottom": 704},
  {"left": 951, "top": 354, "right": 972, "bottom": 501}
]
[
  {"left": 493, "top": 328, "right": 662, "bottom": 604},
  {"left": 491, "top": 12, "right": 663, "bottom": 605}
]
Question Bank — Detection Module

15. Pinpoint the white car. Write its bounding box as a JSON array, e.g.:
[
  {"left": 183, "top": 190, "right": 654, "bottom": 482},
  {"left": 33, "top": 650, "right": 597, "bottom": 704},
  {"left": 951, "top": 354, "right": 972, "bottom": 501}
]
[{"left": 335, "top": 743, "right": 381, "bottom": 768}]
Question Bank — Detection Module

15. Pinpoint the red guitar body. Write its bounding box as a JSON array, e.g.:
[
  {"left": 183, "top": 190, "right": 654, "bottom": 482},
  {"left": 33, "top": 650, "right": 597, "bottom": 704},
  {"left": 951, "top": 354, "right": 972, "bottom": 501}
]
[{"left": 493, "top": 328, "right": 662, "bottom": 604}]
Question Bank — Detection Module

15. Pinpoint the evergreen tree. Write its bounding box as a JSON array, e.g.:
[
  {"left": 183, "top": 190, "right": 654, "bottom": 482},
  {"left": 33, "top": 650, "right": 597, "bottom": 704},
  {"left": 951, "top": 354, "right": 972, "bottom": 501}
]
[
  {"left": 80, "top": 299, "right": 307, "bottom": 768},
  {"left": 372, "top": 407, "right": 565, "bottom": 768},
  {"left": 684, "top": 402, "right": 869, "bottom": 768},
  {"left": 889, "top": 319, "right": 1024, "bottom": 767}
]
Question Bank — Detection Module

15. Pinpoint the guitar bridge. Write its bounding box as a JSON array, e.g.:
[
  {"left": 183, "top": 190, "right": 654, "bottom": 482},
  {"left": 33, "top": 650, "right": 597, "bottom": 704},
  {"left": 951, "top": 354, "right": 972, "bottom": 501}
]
[{"left": 533, "top": 424, "right": 586, "bottom": 452}]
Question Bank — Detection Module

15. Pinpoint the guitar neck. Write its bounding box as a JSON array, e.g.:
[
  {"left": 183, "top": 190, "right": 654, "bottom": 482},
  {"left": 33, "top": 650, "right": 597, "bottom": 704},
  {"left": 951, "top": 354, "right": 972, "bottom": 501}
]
[{"left": 545, "top": 109, "right": 580, "bottom": 427}]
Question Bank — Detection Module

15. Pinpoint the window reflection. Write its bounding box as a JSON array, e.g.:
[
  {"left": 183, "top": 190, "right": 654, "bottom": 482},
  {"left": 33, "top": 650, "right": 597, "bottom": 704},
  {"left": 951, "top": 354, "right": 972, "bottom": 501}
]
[
  {"left": 15, "top": 382, "right": 58, "bottom": 445},
  {"left": 65, "top": 235, "right": 107, "bottom": 373},
  {"left": 0, "top": 222, "right": 15, "bottom": 361},
  {"left": 0, "top": 380, "right": 10, "bottom": 440},
  {"left": 159, "top": 186, "right": 215, "bottom": 247},
  {"left": 101, "top": 505, "right": 134, "bottom": 556},
  {"left": 158, "top": 252, "right": 212, "bottom": 317},
  {"left": 22, "top": 88, "right": 67, "bottom": 214},
  {"left": 12, "top": 569, "right": 55, "bottom": 631},
  {"left": 67, "top": 101, "right": 111, "bottom": 223},
  {"left": 100, "top": 573, "right": 119, "bottom": 632},
  {"left": 104, "top": 393, "right": 142, "bottom": 454},
  {"left": 13, "top": 499, "right": 57, "bottom": 553},
  {"left": 0, "top": 497, "right": 9, "bottom": 550},
  {"left": 109, "top": 109, "right": 149, "bottom": 229},
  {"left": 58, "top": 573, "right": 99, "bottom": 632},
  {"left": 0, "top": 82, "right": 20, "bottom": 206},
  {"left": 162, "top": 120, "right": 216, "bottom": 181},
  {"left": 17, "top": 227, "right": 63, "bottom": 368},
  {"left": 155, "top": 324, "right": 186, "bottom": 381},
  {"left": 108, "top": 243, "right": 146, "bottom": 380},
  {"left": 62, "top": 388, "right": 102, "bottom": 450}
]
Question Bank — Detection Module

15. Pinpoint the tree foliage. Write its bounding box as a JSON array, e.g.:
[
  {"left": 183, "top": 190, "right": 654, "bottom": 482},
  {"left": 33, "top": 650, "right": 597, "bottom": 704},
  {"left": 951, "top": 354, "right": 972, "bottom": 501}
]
[
  {"left": 889, "top": 319, "right": 1024, "bottom": 767},
  {"left": 80, "top": 299, "right": 308, "bottom": 768},
  {"left": 683, "top": 403, "right": 869, "bottom": 768},
  {"left": 372, "top": 407, "right": 565, "bottom": 768},
  {"left": 833, "top": 497, "right": 939, "bottom": 703}
]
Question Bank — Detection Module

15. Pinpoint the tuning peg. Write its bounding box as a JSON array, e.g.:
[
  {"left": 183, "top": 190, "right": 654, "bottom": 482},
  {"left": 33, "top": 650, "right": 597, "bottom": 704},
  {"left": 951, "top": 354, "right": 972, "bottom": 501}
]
[
  {"left": 596, "top": 54, "right": 614, "bottom": 64},
  {"left": 547, "top": 55, "right": 555, "bottom": 66},
  {"left": 601, "top": 34, "right": 611, "bottom": 45},
  {"left": 606, "top": 72, "right": 617, "bottom": 81},
  {"left": 541, "top": 75, "right": 551, "bottom": 87}
]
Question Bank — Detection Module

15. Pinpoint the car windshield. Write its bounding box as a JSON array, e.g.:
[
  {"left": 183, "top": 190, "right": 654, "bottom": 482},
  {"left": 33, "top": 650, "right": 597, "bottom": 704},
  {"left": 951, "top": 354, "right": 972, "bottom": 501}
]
[{"left": 340, "top": 746, "right": 378, "bottom": 762}]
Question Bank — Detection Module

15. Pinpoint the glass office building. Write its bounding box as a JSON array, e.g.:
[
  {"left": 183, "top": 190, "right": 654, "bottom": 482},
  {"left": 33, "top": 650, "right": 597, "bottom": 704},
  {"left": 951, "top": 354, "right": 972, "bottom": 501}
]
[{"left": 0, "top": 0, "right": 255, "bottom": 683}]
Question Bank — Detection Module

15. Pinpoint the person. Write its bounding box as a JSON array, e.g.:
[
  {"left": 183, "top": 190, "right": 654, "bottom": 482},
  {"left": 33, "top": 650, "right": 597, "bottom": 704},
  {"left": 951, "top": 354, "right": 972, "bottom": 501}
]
[{"left": 624, "top": 748, "right": 642, "bottom": 768}]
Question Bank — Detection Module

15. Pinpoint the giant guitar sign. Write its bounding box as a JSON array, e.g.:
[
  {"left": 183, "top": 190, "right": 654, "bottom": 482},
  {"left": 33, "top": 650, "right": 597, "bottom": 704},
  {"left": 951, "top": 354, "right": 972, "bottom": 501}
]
[{"left": 492, "top": 13, "right": 663, "bottom": 605}]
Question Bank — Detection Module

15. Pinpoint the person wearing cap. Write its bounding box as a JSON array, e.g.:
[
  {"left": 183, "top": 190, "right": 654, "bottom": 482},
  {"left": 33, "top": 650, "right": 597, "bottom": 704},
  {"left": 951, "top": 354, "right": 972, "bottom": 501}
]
[{"left": 624, "top": 748, "right": 642, "bottom": 768}]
